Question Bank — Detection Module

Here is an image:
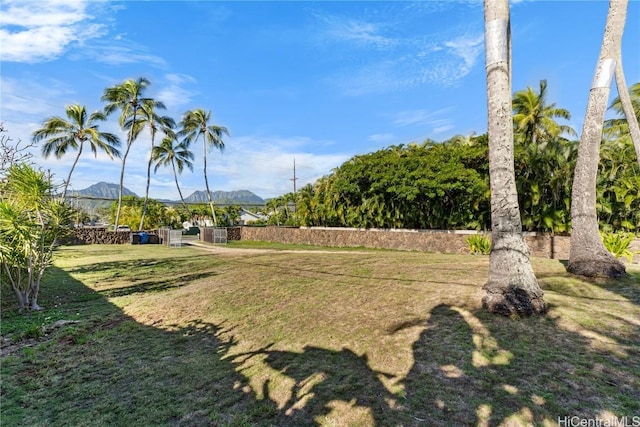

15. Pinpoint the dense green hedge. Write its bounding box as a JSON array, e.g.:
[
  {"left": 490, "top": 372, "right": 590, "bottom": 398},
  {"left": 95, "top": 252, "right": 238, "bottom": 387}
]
[{"left": 285, "top": 135, "right": 638, "bottom": 233}]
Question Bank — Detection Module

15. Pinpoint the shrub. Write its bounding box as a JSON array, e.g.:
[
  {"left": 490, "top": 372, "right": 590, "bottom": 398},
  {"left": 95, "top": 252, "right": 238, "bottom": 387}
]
[
  {"left": 466, "top": 234, "right": 491, "bottom": 255},
  {"left": 601, "top": 232, "right": 637, "bottom": 262}
]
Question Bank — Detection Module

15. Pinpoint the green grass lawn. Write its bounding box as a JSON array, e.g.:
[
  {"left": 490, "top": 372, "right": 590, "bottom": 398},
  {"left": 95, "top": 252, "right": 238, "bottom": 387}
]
[{"left": 1, "top": 243, "right": 638, "bottom": 426}]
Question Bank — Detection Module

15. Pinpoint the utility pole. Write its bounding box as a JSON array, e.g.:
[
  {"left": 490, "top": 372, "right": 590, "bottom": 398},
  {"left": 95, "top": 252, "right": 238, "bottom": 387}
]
[{"left": 290, "top": 157, "right": 298, "bottom": 194}]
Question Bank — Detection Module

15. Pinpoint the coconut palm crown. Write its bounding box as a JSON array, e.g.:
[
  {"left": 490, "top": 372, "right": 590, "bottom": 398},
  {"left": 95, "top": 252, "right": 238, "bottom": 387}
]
[
  {"left": 178, "top": 108, "right": 229, "bottom": 224},
  {"left": 512, "top": 79, "right": 576, "bottom": 148},
  {"left": 32, "top": 103, "right": 121, "bottom": 199},
  {"left": 101, "top": 76, "right": 153, "bottom": 230},
  {"left": 152, "top": 135, "right": 194, "bottom": 211}
]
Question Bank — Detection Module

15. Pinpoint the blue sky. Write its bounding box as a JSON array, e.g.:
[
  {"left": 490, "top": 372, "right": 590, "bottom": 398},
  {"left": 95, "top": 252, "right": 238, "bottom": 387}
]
[{"left": 1, "top": 0, "right": 639, "bottom": 200}]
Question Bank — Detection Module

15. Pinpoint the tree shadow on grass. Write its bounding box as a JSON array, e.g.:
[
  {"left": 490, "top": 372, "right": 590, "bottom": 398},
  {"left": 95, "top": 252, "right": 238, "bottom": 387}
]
[
  {"left": 3, "top": 260, "right": 639, "bottom": 426},
  {"left": 400, "top": 304, "right": 639, "bottom": 425},
  {"left": 554, "top": 260, "right": 640, "bottom": 305},
  {"left": 63, "top": 255, "right": 223, "bottom": 298},
  {"left": 536, "top": 268, "right": 640, "bottom": 305},
  {"left": 66, "top": 254, "right": 202, "bottom": 275},
  {"left": 97, "top": 271, "right": 219, "bottom": 298},
  {"left": 234, "top": 345, "right": 399, "bottom": 426},
  {"left": 229, "top": 255, "right": 481, "bottom": 289},
  {"left": 224, "top": 298, "right": 638, "bottom": 426},
  {"left": 1, "top": 266, "right": 275, "bottom": 427}
]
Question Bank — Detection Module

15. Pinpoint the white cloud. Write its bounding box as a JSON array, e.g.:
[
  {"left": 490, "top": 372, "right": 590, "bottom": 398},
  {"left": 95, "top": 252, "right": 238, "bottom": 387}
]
[
  {"left": 368, "top": 133, "right": 396, "bottom": 143},
  {"left": 392, "top": 108, "right": 454, "bottom": 128},
  {"left": 156, "top": 74, "right": 198, "bottom": 110},
  {"left": 201, "top": 135, "right": 350, "bottom": 198},
  {"left": 80, "top": 40, "right": 166, "bottom": 67},
  {"left": 314, "top": 12, "right": 396, "bottom": 50},
  {"left": 312, "top": 3, "right": 484, "bottom": 94},
  {"left": 0, "top": 1, "right": 164, "bottom": 67},
  {"left": 443, "top": 33, "right": 484, "bottom": 75},
  {"left": 0, "top": 77, "right": 74, "bottom": 117},
  {"left": 0, "top": 0, "right": 106, "bottom": 62},
  {"left": 433, "top": 124, "right": 455, "bottom": 134},
  {"left": 2, "top": 0, "right": 86, "bottom": 27},
  {"left": 387, "top": 108, "right": 457, "bottom": 137},
  {"left": 327, "top": 30, "right": 484, "bottom": 95}
]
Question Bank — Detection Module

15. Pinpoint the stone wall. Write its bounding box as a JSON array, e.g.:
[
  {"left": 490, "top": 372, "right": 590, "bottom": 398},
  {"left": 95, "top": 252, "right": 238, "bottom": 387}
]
[
  {"left": 239, "top": 226, "right": 640, "bottom": 263},
  {"left": 66, "top": 226, "right": 640, "bottom": 264},
  {"left": 68, "top": 228, "right": 158, "bottom": 245},
  {"left": 67, "top": 228, "right": 130, "bottom": 244},
  {"left": 631, "top": 239, "right": 640, "bottom": 264}
]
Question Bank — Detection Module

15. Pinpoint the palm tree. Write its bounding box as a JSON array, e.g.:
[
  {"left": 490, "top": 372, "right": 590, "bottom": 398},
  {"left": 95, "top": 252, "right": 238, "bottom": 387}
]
[
  {"left": 152, "top": 135, "right": 194, "bottom": 212},
  {"left": 512, "top": 79, "right": 576, "bottom": 149},
  {"left": 448, "top": 132, "right": 478, "bottom": 147},
  {"left": 605, "top": 81, "right": 640, "bottom": 168},
  {"left": 481, "top": 0, "right": 545, "bottom": 315},
  {"left": 132, "top": 99, "right": 176, "bottom": 231},
  {"left": 101, "top": 77, "right": 152, "bottom": 230},
  {"left": 32, "top": 103, "right": 121, "bottom": 199},
  {"left": 568, "top": 0, "right": 628, "bottom": 278},
  {"left": 178, "top": 109, "right": 229, "bottom": 225}
]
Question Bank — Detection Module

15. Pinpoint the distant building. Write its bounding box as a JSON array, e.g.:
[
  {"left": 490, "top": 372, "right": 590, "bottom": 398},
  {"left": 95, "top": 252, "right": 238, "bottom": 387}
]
[{"left": 239, "top": 208, "right": 267, "bottom": 225}]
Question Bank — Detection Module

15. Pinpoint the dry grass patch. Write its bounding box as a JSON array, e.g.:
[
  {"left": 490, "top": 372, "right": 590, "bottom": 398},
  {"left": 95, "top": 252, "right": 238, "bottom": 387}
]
[{"left": 1, "top": 244, "right": 638, "bottom": 426}]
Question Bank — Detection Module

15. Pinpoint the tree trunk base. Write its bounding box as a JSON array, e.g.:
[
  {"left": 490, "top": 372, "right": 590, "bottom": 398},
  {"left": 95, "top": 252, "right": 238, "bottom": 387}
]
[
  {"left": 482, "top": 286, "right": 547, "bottom": 317},
  {"left": 567, "top": 253, "right": 627, "bottom": 278}
]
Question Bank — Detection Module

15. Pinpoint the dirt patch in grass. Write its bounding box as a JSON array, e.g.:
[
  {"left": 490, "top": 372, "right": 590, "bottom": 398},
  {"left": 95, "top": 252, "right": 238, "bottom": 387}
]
[{"left": 1, "top": 244, "right": 638, "bottom": 426}]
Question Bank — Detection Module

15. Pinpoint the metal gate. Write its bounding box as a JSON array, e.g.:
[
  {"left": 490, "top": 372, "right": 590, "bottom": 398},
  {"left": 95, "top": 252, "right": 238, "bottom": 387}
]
[{"left": 213, "top": 228, "right": 227, "bottom": 245}]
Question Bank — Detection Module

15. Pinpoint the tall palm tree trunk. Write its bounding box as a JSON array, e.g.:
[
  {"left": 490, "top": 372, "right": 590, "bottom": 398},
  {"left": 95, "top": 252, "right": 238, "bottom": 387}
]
[
  {"left": 614, "top": 58, "right": 640, "bottom": 168},
  {"left": 114, "top": 113, "right": 136, "bottom": 230},
  {"left": 482, "top": 0, "right": 545, "bottom": 316},
  {"left": 202, "top": 135, "right": 217, "bottom": 225},
  {"left": 171, "top": 160, "right": 189, "bottom": 212},
  {"left": 139, "top": 133, "right": 156, "bottom": 231},
  {"left": 568, "top": 0, "right": 627, "bottom": 278},
  {"left": 62, "top": 142, "right": 84, "bottom": 200}
]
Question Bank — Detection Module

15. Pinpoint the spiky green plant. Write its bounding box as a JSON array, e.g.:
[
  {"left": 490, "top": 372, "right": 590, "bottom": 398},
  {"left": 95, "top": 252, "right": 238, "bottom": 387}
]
[{"left": 466, "top": 234, "right": 491, "bottom": 255}]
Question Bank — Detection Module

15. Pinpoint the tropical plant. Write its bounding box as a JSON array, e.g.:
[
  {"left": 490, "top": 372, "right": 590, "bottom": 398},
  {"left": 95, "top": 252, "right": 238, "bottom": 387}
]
[
  {"left": 609, "top": 73, "right": 640, "bottom": 167},
  {"left": 178, "top": 109, "right": 228, "bottom": 225},
  {"left": 152, "top": 135, "right": 194, "bottom": 212},
  {"left": 514, "top": 136, "right": 577, "bottom": 234},
  {"left": 466, "top": 234, "right": 491, "bottom": 255},
  {"left": 512, "top": 79, "right": 576, "bottom": 149},
  {"left": 0, "top": 164, "right": 73, "bottom": 311},
  {"left": 481, "top": 0, "right": 545, "bottom": 315},
  {"left": 282, "top": 126, "right": 636, "bottom": 237},
  {"left": 569, "top": 0, "right": 628, "bottom": 278},
  {"left": 605, "top": 82, "right": 640, "bottom": 141},
  {"left": 598, "top": 138, "right": 640, "bottom": 233},
  {"left": 218, "top": 205, "right": 242, "bottom": 227},
  {"left": 101, "top": 77, "right": 153, "bottom": 230},
  {"left": 32, "top": 104, "right": 121, "bottom": 199},
  {"left": 131, "top": 99, "right": 176, "bottom": 231},
  {"left": 294, "top": 141, "right": 490, "bottom": 231},
  {"left": 510, "top": 80, "right": 577, "bottom": 234},
  {"left": 601, "top": 232, "right": 637, "bottom": 262},
  {"left": 266, "top": 193, "right": 297, "bottom": 226},
  {"left": 108, "top": 195, "right": 169, "bottom": 230}
]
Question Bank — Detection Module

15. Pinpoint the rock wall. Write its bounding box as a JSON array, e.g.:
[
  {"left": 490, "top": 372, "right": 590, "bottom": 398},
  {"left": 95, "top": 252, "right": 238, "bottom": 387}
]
[
  {"left": 67, "top": 228, "right": 158, "bottom": 245},
  {"left": 67, "top": 226, "right": 639, "bottom": 264},
  {"left": 240, "top": 226, "right": 580, "bottom": 260}
]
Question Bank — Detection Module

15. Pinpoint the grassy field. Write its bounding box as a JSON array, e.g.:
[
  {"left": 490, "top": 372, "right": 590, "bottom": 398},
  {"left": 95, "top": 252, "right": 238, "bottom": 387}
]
[{"left": 1, "top": 242, "right": 638, "bottom": 426}]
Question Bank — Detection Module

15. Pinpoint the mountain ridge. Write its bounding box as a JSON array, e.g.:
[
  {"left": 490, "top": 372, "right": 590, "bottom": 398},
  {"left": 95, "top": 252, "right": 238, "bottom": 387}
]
[
  {"left": 184, "top": 189, "right": 265, "bottom": 205},
  {"left": 71, "top": 182, "right": 265, "bottom": 205},
  {"left": 70, "top": 182, "right": 137, "bottom": 199}
]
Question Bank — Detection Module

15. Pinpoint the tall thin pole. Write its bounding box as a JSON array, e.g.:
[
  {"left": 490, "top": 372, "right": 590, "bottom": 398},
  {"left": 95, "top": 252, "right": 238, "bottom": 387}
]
[{"left": 291, "top": 157, "right": 298, "bottom": 194}]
